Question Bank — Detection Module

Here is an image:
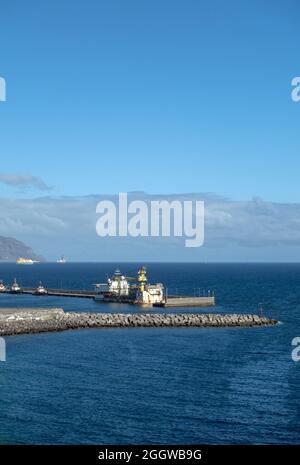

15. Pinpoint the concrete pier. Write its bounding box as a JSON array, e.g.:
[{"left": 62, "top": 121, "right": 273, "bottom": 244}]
[
  {"left": 18, "top": 288, "right": 97, "bottom": 298},
  {"left": 155, "top": 296, "right": 215, "bottom": 307},
  {"left": 0, "top": 308, "right": 278, "bottom": 336},
  {"left": 2, "top": 289, "right": 216, "bottom": 306}
]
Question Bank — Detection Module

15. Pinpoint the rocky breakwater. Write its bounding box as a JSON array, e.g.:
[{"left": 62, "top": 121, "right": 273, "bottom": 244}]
[
  {"left": 0, "top": 308, "right": 67, "bottom": 336},
  {"left": 0, "top": 308, "right": 278, "bottom": 336}
]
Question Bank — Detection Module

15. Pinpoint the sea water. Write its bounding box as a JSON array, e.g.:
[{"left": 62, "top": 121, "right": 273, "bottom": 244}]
[{"left": 0, "top": 263, "right": 299, "bottom": 444}]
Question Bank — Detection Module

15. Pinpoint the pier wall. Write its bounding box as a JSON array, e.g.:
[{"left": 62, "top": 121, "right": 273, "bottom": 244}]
[{"left": 157, "top": 296, "right": 215, "bottom": 307}]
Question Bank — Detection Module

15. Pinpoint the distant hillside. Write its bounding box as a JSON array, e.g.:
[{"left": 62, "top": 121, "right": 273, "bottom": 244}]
[{"left": 0, "top": 236, "right": 44, "bottom": 262}]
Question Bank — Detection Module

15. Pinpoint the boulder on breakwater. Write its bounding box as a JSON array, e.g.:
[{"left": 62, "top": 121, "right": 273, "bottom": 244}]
[{"left": 0, "top": 308, "right": 278, "bottom": 336}]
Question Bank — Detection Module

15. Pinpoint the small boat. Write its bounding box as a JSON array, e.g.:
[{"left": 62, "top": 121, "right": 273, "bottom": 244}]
[
  {"left": 10, "top": 278, "right": 22, "bottom": 293},
  {"left": 57, "top": 255, "right": 66, "bottom": 264},
  {"left": 0, "top": 280, "right": 6, "bottom": 292},
  {"left": 34, "top": 282, "right": 48, "bottom": 295}
]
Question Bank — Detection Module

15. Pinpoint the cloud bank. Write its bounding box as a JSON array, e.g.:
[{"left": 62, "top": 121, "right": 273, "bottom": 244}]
[{"left": 0, "top": 193, "right": 299, "bottom": 261}]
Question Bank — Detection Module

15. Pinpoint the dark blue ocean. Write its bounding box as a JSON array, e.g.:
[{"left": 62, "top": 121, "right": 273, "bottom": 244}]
[{"left": 0, "top": 263, "right": 299, "bottom": 444}]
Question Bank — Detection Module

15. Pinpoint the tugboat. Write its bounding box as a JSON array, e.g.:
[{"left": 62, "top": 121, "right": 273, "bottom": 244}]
[
  {"left": 10, "top": 278, "right": 22, "bottom": 294},
  {"left": 0, "top": 280, "right": 6, "bottom": 292},
  {"left": 34, "top": 282, "right": 48, "bottom": 295}
]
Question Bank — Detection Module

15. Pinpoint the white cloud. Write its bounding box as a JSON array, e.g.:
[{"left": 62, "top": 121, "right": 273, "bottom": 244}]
[
  {"left": 0, "top": 174, "right": 51, "bottom": 191},
  {"left": 0, "top": 193, "right": 300, "bottom": 260}
]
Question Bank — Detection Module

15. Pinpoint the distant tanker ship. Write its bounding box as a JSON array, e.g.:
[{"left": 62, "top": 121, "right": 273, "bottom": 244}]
[{"left": 16, "top": 257, "right": 39, "bottom": 265}]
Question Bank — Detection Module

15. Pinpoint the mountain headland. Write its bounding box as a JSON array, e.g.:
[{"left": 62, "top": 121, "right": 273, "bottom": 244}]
[{"left": 0, "top": 236, "right": 44, "bottom": 261}]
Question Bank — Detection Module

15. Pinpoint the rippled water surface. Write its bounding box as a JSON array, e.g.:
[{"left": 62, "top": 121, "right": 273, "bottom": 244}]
[{"left": 0, "top": 263, "right": 299, "bottom": 444}]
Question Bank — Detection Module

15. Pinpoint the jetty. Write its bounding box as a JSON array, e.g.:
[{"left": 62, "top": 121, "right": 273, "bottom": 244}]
[
  {"left": 21, "top": 288, "right": 97, "bottom": 298},
  {"left": 0, "top": 267, "right": 216, "bottom": 307},
  {"left": 1, "top": 287, "right": 215, "bottom": 307},
  {"left": 0, "top": 308, "right": 278, "bottom": 336},
  {"left": 2, "top": 288, "right": 215, "bottom": 307},
  {"left": 155, "top": 296, "right": 215, "bottom": 307}
]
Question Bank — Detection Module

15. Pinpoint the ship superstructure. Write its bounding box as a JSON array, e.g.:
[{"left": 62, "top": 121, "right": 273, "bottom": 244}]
[
  {"left": 107, "top": 269, "right": 130, "bottom": 296},
  {"left": 94, "top": 267, "right": 164, "bottom": 305},
  {"left": 135, "top": 266, "right": 164, "bottom": 305}
]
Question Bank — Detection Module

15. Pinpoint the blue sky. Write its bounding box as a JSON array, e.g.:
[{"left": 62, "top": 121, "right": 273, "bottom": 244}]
[
  {"left": 0, "top": 0, "right": 300, "bottom": 260},
  {"left": 0, "top": 0, "right": 299, "bottom": 200}
]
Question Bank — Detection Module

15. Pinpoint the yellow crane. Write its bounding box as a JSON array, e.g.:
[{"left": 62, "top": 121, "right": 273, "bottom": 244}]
[{"left": 137, "top": 266, "right": 148, "bottom": 292}]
